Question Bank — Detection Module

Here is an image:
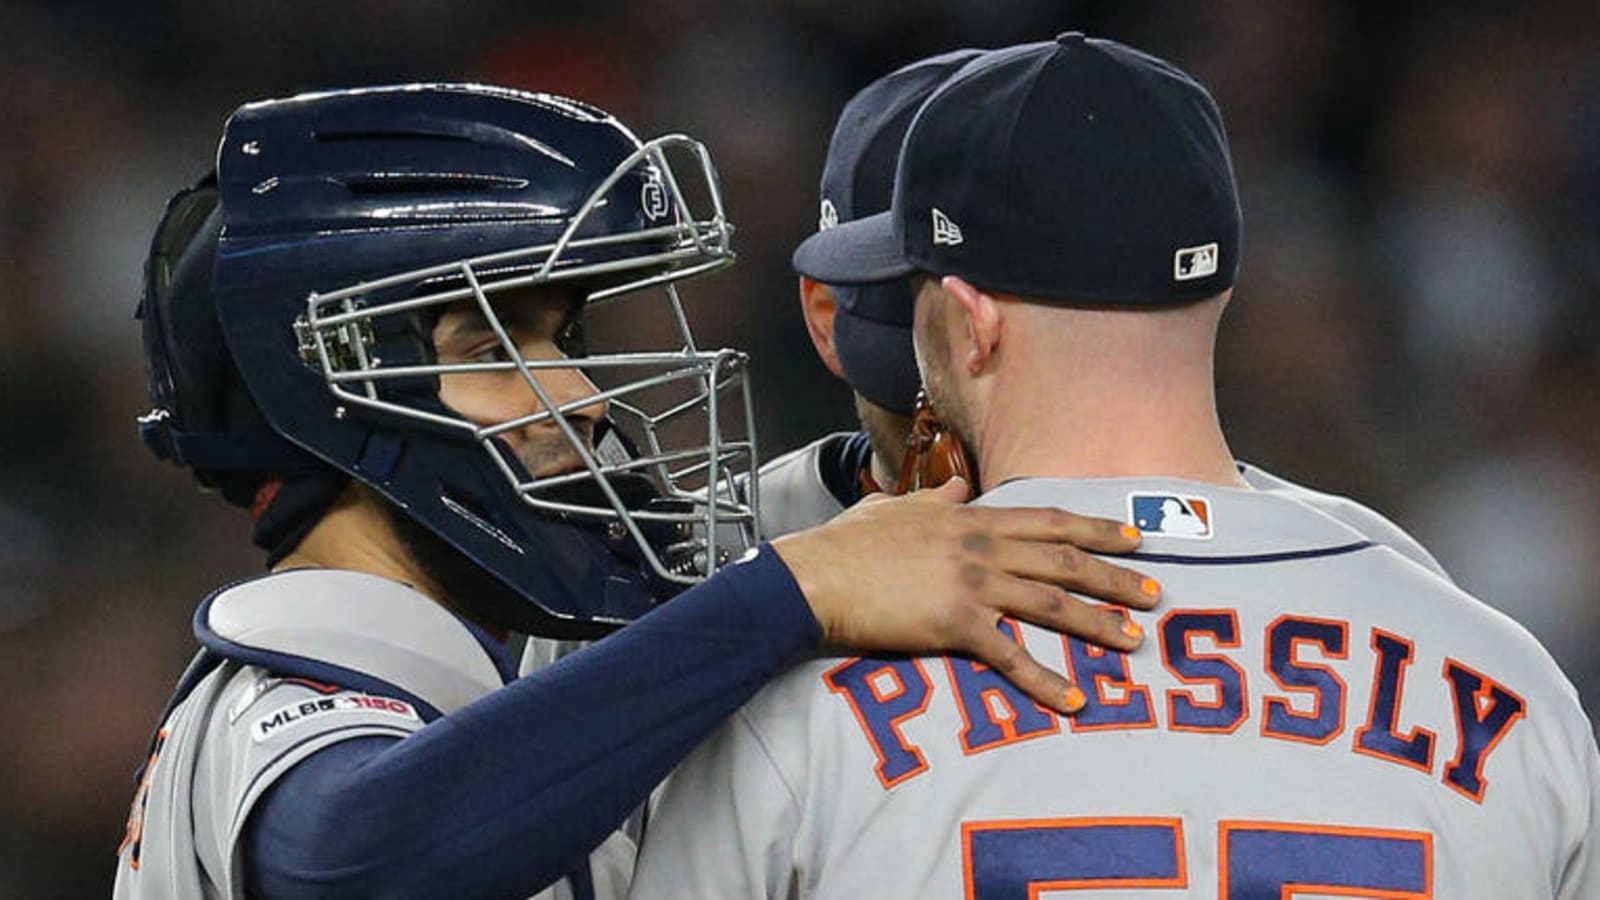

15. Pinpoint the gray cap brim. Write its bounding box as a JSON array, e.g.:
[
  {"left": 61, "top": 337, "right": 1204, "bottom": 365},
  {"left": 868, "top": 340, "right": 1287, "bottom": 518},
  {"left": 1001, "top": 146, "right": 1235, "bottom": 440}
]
[{"left": 791, "top": 211, "right": 914, "bottom": 284}]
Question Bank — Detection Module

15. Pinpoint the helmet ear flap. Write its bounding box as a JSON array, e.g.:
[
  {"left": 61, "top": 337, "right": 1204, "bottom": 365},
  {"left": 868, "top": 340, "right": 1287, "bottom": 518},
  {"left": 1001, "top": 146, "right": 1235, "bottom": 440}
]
[
  {"left": 137, "top": 175, "right": 295, "bottom": 506},
  {"left": 141, "top": 177, "right": 223, "bottom": 433}
]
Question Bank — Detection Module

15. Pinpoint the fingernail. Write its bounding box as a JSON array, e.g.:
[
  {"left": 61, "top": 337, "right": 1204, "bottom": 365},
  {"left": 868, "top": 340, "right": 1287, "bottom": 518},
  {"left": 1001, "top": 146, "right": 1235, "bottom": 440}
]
[
  {"left": 1121, "top": 618, "right": 1144, "bottom": 641},
  {"left": 1140, "top": 577, "right": 1162, "bottom": 598},
  {"left": 1120, "top": 524, "right": 1142, "bottom": 541},
  {"left": 1064, "top": 685, "right": 1088, "bottom": 713}
]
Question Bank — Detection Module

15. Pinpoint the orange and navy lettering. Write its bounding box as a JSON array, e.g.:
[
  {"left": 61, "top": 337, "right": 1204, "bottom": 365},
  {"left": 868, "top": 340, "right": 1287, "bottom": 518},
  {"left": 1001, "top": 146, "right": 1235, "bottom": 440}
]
[
  {"left": 1262, "top": 615, "right": 1349, "bottom": 745},
  {"left": 944, "top": 619, "right": 1060, "bottom": 754},
  {"left": 1217, "top": 821, "right": 1431, "bottom": 899},
  {"left": 960, "top": 816, "right": 1431, "bottom": 899},
  {"left": 824, "top": 612, "right": 1528, "bottom": 803},
  {"left": 118, "top": 727, "right": 169, "bottom": 870},
  {"left": 824, "top": 656, "right": 934, "bottom": 788},
  {"left": 962, "top": 817, "right": 1187, "bottom": 899},
  {"left": 1355, "top": 629, "right": 1436, "bottom": 772},
  {"left": 1062, "top": 609, "right": 1156, "bottom": 733},
  {"left": 1441, "top": 658, "right": 1528, "bottom": 803},
  {"left": 1161, "top": 610, "right": 1248, "bottom": 734}
]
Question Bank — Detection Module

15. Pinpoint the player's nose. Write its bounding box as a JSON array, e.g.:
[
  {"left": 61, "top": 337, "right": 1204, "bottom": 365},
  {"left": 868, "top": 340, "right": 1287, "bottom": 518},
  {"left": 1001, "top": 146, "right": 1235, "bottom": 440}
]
[{"left": 530, "top": 364, "right": 609, "bottom": 433}]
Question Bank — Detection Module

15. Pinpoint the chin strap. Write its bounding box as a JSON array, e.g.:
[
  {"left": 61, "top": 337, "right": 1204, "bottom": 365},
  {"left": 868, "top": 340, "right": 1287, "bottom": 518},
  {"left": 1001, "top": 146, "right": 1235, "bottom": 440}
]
[{"left": 860, "top": 390, "right": 974, "bottom": 496}]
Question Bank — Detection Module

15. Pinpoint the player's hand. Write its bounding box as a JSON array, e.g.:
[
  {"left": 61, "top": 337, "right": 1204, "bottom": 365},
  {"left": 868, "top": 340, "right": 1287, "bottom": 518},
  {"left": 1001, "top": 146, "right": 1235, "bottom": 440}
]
[{"left": 770, "top": 477, "right": 1161, "bottom": 715}]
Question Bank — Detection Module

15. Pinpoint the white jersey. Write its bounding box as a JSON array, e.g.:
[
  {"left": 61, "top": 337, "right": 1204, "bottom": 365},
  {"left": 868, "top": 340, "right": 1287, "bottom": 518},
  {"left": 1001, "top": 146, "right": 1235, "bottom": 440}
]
[
  {"left": 628, "top": 477, "right": 1599, "bottom": 900},
  {"left": 113, "top": 568, "right": 622, "bottom": 900}
]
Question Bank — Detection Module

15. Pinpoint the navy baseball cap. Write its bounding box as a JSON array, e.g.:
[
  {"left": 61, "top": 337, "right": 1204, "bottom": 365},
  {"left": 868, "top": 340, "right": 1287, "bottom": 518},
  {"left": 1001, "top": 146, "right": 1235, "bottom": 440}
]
[
  {"left": 810, "top": 49, "right": 984, "bottom": 416},
  {"left": 793, "top": 34, "right": 1242, "bottom": 304}
]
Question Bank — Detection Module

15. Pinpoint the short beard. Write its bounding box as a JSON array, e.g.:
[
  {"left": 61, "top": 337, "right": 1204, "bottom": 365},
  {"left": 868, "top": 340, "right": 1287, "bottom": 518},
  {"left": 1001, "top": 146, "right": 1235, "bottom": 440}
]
[
  {"left": 382, "top": 502, "right": 525, "bottom": 636},
  {"left": 853, "top": 394, "right": 913, "bottom": 485}
]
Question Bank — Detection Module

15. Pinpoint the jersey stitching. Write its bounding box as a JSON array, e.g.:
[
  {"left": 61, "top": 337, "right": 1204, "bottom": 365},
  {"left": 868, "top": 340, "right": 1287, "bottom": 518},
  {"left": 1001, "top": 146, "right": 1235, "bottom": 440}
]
[
  {"left": 735, "top": 708, "right": 802, "bottom": 807},
  {"left": 731, "top": 708, "right": 808, "bottom": 898}
]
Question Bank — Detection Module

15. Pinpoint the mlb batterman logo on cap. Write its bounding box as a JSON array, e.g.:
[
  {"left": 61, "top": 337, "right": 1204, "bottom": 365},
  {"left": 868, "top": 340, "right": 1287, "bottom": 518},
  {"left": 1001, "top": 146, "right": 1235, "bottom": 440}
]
[{"left": 793, "top": 33, "right": 1242, "bottom": 304}]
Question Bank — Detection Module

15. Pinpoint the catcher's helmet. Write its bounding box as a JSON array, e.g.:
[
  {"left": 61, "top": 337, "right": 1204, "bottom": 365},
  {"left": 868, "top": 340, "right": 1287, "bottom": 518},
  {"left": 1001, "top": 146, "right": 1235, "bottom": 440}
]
[{"left": 137, "top": 84, "right": 760, "bottom": 638}]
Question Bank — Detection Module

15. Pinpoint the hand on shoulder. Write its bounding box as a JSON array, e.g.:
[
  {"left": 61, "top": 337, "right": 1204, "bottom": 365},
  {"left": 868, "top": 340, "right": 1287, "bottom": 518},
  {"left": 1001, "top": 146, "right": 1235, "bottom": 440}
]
[{"left": 772, "top": 477, "right": 1161, "bottom": 714}]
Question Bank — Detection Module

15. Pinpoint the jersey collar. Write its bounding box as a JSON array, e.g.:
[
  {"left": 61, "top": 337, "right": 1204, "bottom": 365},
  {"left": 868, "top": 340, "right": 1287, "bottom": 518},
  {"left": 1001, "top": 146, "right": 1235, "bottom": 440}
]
[{"left": 979, "top": 477, "right": 1374, "bottom": 560}]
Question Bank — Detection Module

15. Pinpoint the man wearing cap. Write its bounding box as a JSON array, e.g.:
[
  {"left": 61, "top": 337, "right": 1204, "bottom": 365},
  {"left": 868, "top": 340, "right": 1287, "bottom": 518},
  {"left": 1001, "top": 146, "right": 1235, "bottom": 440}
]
[
  {"left": 628, "top": 35, "right": 1598, "bottom": 899},
  {"left": 769, "top": 49, "right": 1452, "bottom": 576},
  {"left": 755, "top": 49, "right": 986, "bottom": 539}
]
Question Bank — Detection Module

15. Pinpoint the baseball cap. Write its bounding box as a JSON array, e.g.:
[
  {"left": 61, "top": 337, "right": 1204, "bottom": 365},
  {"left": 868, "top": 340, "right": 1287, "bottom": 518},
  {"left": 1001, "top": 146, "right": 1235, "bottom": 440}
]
[
  {"left": 793, "top": 34, "right": 1242, "bottom": 304},
  {"left": 811, "top": 49, "right": 983, "bottom": 416}
]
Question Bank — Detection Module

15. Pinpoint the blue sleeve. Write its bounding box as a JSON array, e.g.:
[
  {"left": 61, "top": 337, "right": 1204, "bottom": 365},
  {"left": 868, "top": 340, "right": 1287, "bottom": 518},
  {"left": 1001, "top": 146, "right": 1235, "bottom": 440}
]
[{"left": 243, "top": 545, "right": 820, "bottom": 900}]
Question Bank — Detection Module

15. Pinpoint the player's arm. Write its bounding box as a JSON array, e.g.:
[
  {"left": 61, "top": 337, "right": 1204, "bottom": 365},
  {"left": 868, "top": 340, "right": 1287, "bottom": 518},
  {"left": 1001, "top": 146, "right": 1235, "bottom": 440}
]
[
  {"left": 242, "top": 548, "right": 814, "bottom": 899},
  {"left": 240, "top": 482, "right": 1154, "bottom": 899}
]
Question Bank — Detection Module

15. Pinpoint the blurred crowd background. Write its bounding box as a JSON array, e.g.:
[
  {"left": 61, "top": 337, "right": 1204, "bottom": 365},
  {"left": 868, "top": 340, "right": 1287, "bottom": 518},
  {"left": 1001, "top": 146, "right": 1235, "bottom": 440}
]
[{"left": 2, "top": 0, "right": 1597, "bottom": 895}]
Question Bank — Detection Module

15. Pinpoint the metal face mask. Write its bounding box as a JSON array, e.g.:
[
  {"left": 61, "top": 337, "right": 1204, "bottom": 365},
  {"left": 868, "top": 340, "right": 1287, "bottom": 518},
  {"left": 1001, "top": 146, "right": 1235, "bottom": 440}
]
[
  {"left": 154, "top": 84, "right": 769, "bottom": 636},
  {"left": 293, "top": 133, "right": 760, "bottom": 586}
]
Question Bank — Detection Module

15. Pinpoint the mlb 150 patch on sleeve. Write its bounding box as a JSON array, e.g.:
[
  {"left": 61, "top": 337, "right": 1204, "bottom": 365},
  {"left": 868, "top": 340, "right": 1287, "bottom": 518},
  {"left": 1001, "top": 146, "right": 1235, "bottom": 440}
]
[
  {"left": 1129, "top": 493, "right": 1213, "bottom": 540},
  {"left": 252, "top": 694, "right": 420, "bottom": 742}
]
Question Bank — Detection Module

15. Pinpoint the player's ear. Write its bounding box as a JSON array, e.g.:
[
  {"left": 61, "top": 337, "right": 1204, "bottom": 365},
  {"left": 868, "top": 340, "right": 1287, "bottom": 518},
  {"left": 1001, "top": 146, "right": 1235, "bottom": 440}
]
[
  {"left": 798, "top": 276, "right": 846, "bottom": 379},
  {"left": 942, "top": 276, "right": 1002, "bottom": 376}
]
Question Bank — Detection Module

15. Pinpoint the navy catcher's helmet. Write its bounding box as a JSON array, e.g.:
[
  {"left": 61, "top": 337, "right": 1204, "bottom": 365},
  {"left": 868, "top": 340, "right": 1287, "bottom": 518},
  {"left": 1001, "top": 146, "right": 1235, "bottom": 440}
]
[{"left": 137, "top": 84, "right": 759, "bottom": 638}]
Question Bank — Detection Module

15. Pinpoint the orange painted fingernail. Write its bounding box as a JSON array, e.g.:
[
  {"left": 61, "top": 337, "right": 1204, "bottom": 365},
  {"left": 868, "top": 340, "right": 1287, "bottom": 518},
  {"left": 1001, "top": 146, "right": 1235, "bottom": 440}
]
[
  {"left": 1064, "top": 686, "right": 1088, "bottom": 713},
  {"left": 1122, "top": 619, "right": 1144, "bottom": 641},
  {"left": 1140, "top": 577, "right": 1162, "bottom": 598},
  {"left": 1120, "top": 524, "right": 1142, "bottom": 541}
]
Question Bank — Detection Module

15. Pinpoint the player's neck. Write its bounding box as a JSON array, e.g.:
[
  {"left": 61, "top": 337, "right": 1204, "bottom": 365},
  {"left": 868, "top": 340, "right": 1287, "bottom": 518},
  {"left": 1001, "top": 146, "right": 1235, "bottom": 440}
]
[
  {"left": 853, "top": 393, "right": 913, "bottom": 495},
  {"left": 272, "top": 482, "right": 449, "bottom": 602},
  {"left": 867, "top": 450, "right": 901, "bottom": 493},
  {"left": 971, "top": 365, "right": 1247, "bottom": 491},
  {"left": 960, "top": 295, "right": 1247, "bottom": 490}
]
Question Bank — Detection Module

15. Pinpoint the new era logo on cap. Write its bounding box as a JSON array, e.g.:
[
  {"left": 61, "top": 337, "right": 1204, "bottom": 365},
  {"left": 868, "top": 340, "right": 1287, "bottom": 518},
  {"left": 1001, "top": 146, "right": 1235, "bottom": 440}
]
[
  {"left": 932, "top": 208, "right": 964, "bottom": 246},
  {"left": 1174, "top": 242, "right": 1219, "bottom": 282},
  {"left": 790, "top": 37, "right": 1240, "bottom": 301},
  {"left": 819, "top": 198, "right": 839, "bottom": 231},
  {"left": 1129, "top": 492, "right": 1213, "bottom": 540}
]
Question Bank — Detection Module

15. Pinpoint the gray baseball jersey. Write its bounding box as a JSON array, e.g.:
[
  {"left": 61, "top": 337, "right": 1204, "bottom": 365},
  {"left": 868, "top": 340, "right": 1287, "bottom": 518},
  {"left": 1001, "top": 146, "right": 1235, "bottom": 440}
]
[
  {"left": 113, "top": 568, "right": 617, "bottom": 900},
  {"left": 753, "top": 434, "right": 1452, "bottom": 583},
  {"left": 746, "top": 432, "right": 855, "bottom": 538},
  {"left": 1235, "top": 462, "right": 1451, "bottom": 583},
  {"left": 628, "top": 477, "right": 1599, "bottom": 899},
  {"left": 748, "top": 435, "right": 1452, "bottom": 589}
]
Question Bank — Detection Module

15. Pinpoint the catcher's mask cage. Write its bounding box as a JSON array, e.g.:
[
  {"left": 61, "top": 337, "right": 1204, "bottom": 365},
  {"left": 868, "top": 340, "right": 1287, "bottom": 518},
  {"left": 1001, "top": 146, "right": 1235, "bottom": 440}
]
[
  {"left": 138, "top": 85, "right": 769, "bottom": 637},
  {"left": 294, "top": 133, "right": 761, "bottom": 585}
]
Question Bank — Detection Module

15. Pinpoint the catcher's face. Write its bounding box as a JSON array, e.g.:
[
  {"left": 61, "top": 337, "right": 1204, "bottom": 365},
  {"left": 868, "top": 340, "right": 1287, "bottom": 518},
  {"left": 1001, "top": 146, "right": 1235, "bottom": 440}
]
[{"left": 433, "top": 286, "right": 607, "bottom": 479}]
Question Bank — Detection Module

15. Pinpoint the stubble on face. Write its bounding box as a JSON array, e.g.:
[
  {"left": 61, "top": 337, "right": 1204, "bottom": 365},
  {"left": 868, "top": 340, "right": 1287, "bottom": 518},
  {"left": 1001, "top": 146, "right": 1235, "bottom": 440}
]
[
  {"left": 913, "top": 279, "right": 977, "bottom": 449},
  {"left": 911, "top": 277, "right": 985, "bottom": 489},
  {"left": 431, "top": 288, "right": 600, "bottom": 480},
  {"left": 853, "top": 393, "right": 913, "bottom": 485},
  {"left": 509, "top": 419, "right": 596, "bottom": 480}
]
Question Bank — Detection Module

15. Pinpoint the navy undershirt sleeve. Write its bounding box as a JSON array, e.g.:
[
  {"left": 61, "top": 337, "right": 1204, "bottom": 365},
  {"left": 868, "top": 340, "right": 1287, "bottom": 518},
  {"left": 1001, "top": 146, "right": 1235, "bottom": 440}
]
[
  {"left": 242, "top": 545, "right": 820, "bottom": 900},
  {"left": 819, "top": 430, "right": 873, "bottom": 506}
]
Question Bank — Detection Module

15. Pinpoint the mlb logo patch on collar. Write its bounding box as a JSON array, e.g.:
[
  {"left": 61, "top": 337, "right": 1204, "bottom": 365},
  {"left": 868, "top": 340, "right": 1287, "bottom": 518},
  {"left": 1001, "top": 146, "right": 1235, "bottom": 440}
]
[{"left": 1129, "top": 493, "right": 1213, "bottom": 540}]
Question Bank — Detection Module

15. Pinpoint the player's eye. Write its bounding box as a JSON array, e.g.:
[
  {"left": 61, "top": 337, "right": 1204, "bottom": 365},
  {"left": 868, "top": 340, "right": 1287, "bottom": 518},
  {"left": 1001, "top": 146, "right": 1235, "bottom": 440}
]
[
  {"left": 468, "top": 344, "right": 514, "bottom": 365},
  {"left": 556, "top": 316, "right": 586, "bottom": 357}
]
